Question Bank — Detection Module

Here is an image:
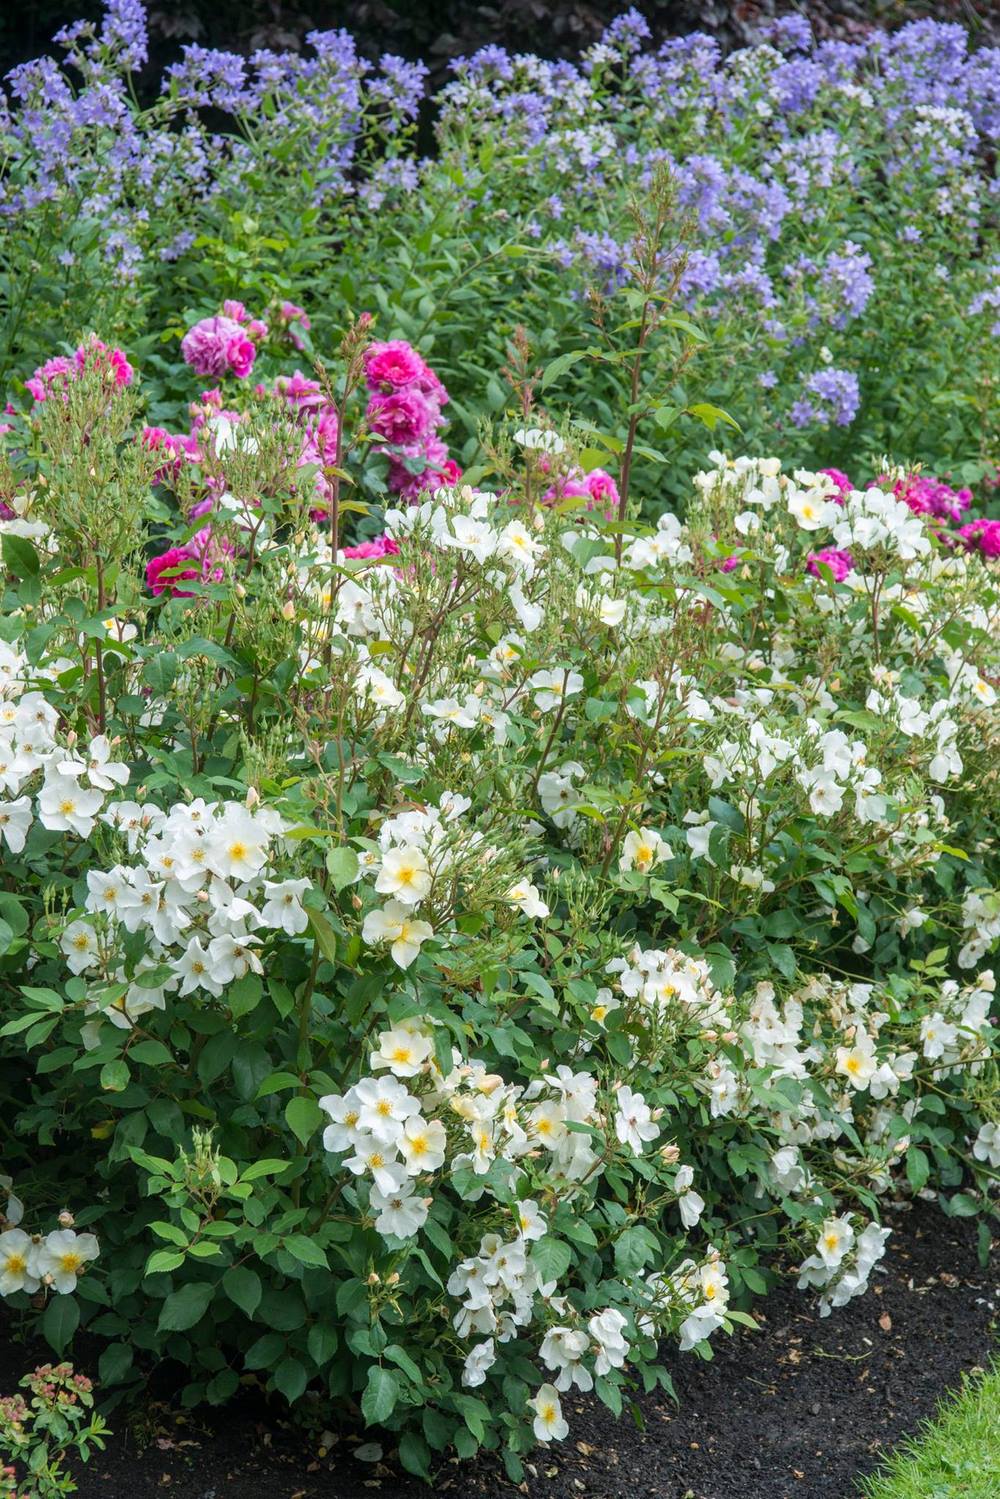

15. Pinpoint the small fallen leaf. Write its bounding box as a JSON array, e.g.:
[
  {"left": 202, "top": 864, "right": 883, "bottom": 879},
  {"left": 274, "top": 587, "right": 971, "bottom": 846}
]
[{"left": 354, "top": 1443, "right": 383, "bottom": 1463}]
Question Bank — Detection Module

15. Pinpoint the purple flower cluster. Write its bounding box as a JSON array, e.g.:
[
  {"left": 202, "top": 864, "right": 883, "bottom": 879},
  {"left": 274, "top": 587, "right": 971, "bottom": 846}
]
[{"left": 789, "top": 370, "right": 861, "bottom": 430}]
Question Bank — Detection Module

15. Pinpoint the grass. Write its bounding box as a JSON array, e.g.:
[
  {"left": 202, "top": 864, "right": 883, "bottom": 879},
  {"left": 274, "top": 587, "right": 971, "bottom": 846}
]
[{"left": 859, "top": 1362, "right": 1000, "bottom": 1499}]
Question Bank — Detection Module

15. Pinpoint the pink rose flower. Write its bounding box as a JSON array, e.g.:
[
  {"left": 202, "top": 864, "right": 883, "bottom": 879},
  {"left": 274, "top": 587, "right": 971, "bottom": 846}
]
[
  {"left": 807, "top": 547, "right": 855, "bottom": 581},
  {"left": 367, "top": 387, "right": 436, "bottom": 445},
  {"left": 342, "top": 534, "right": 401, "bottom": 560},
  {"left": 364, "top": 339, "right": 428, "bottom": 391},
  {"left": 225, "top": 334, "right": 256, "bottom": 379},
  {"left": 181, "top": 316, "right": 256, "bottom": 379},
  {"left": 146, "top": 546, "right": 200, "bottom": 597},
  {"left": 819, "top": 467, "right": 852, "bottom": 504},
  {"left": 958, "top": 518, "right": 1000, "bottom": 558}
]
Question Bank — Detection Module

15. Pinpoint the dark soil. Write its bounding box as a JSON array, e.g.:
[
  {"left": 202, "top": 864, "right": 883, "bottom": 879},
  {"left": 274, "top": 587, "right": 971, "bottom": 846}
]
[{"left": 2, "top": 1199, "right": 997, "bottom": 1499}]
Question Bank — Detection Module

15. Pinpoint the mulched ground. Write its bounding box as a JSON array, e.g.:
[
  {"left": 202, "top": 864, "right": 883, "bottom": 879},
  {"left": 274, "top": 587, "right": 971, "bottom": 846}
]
[{"left": 2, "top": 1199, "right": 996, "bottom": 1499}]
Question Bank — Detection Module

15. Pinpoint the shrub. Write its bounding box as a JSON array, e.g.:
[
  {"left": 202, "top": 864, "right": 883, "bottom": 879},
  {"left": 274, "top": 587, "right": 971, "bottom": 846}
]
[
  {"left": 0, "top": 323, "right": 997, "bottom": 1481},
  {"left": 0, "top": 7, "right": 998, "bottom": 499}
]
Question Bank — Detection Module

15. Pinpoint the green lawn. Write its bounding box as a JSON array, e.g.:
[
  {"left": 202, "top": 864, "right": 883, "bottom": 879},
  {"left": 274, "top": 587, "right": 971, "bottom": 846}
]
[{"left": 860, "top": 1364, "right": 1000, "bottom": 1499}]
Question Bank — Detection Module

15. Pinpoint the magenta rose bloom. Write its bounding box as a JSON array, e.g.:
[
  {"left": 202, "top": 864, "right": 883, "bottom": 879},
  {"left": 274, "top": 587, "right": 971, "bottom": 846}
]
[
  {"left": 884, "top": 472, "right": 971, "bottom": 525},
  {"left": 278, "top": 302, "right": 311, "bottom": 351},
  {"left": 181, "top": 316, "right": 255, "bottom": 379},
  {"left": 342, "top": 534, "right": 401, "bottom": 560},
  {"left": 364, "top": 339, "right": 428, "bottom": 392},
  {"left": 583, "top": 468, "right": 620, "bottom": 508},
  {"left": 75, "top": 336, "right": 133, "bottom": 387},
  {"left": 819, "top": 467, "right": 852, "bottom": 504},
  {"left": 367, "top": 388, "right": 436, "bottom": 445},
  {"left": 542, "top": 467, "right": 620, "bottom": 521},
  {"left": 225, "top": 333, "right": 256, "bottom": 379},
  {"left": 25, "top": 355, "right": 75, "bottom": 403},
  {"left": 146, "top": 546, "right": 200, "bottom": 597},
  {"left": 274, "top": 370, "right": 328, "bottom": 414},
  {"left": 958, "top": 518, "right": 1000, "bottom": 558},
  {"left": 807, "top": 547, "right": 855, "bottom": 581}
]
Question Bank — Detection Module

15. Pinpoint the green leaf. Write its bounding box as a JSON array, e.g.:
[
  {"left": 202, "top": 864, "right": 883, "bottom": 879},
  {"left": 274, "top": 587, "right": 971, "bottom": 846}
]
[
  {"left": 531, "top": 1236, "right": 572, "bottom": 1283},
  {"left": 285, "top": 1095, "right": 322, "bottom": 1146},
  {"left": 42, "top": 1295, "right": 80, "bottom": 1354},
  {"left": 686, "top": 402, "right": 741, "bottom": 432},
  {"left": 283, "top": 1235, "right": 328, "bottom": 1269},
  {"left": 256, "top": 1071, "right": 302, "bottom": 1099},
  {"left": 362, "top": 1365, "right": 400, "bottom": 1426},
  {"left": 100, "top": 1059, "right": 129, "bottom": 1093},
  {"left": 540, "top": 349, "right": 589, "bottom": 390},
  {"left": 241, "top": 1159, "right": 289, "bottom": 1182},
  {"left": 614, "top": 1225, "right": 657, "bottom": 1276},
  {"left": 129, "top": 1040, "right": 173, "bottom": 1067},
  {"left": 384, "top": 1342, "right": 422, "bottom": 1385},
  {"left": 398, "top": 1431, "right": 432, "bottom": 1480},
  {"left": 158, "top": 1281, "right": 214, "bottom": 1333},
  {"left": 223, "top": 1266, "right": 262, "bottom": 1318},
  {"left": 906, "top": 1145, "right": 930, "bottom": 1193},
  {"left": 150, "top": 1221, "right": 188, "bottom": 1247},
  {"left": 273, "top": 1357, "right": 308, "bottom": 1403},
  {"left": 326, "top": 846, "right": 359, "bottom": 893},
  {"left": 308, "top": 907, "right": 340, "bottom": 965},
  {"left": 142, "top": 651, "right": 178, "bottom": 694},
  {"left": 98, "top": 1342, "right": 134, "bottom": 1385},
  {"left": 2, "top": 533, "right": 40, "bottom": 578},
  {"left": 146, "top": 1250, "right": 185, "bottom": 1275},
  {"left": 244, "top": 1332, "right": 285, "bottom": 1370},
  {"left": 307, "top": 1324, "right": 338, "bottom": 1367}
]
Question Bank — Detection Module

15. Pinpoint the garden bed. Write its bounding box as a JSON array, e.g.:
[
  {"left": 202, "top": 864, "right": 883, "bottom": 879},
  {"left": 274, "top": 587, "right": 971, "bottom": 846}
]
[{"left": 3, "top": 1200, "right": 994, "bottom": 1499}]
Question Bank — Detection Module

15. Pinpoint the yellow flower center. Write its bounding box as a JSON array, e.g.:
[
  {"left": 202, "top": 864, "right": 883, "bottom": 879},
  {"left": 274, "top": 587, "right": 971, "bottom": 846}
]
[{"left": 59, "top": 1253, "right": 82, "bottom": 1275}]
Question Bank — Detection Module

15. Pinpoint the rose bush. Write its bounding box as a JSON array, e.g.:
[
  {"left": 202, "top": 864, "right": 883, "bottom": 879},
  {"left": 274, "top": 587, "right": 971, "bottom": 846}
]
[{"left": 0, "top": 323, "right": 997, "bottom": 1481}]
